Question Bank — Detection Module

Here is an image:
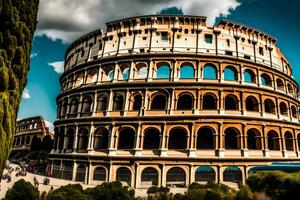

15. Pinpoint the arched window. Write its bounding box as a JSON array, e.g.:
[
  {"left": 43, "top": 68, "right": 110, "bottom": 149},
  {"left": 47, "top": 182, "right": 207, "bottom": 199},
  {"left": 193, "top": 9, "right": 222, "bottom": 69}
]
[
  {"left": 74, "top": 73, "right": 84, "bottom": 87},
  {"left": 58, "top": 132, "right": 64, "bottom": 150},
  {"left": 225, "top": 128, "right": 239, "bottom": 149},
  {"left": 93, "top": 167, "right": 106, "bottom": 181},
  {"left": 116, "top": 167, "right": 131, "bottom": 186},
  {"left": 195, "top": 166, "right": 215, "bottom": 182},
  {"left": 166, "top": 167, "right": 186, "bottom": 187},
  {"left": 285, "top": 132, "right": 294, "bottom": 151},
  {"left": 180, "top": 64, "right": 194, "bottom": 79},
  {"left": 276, "top": 79, "right": 285, "bottom": 91},
  {"left": 61, "top": 100, "right": 68, "bottom": 116},
  {"left": 118, "top": 128, "right": 135, "bottom": 149},
  {"left": 246, "top": 96, "right": 259, "bottom": 112},
  {"left": 203, "top": 64, "right": 217, "bottom": 79},
  {"left": 141, "top": 167, "right": 159, "bottom": 186},
  {"left": 26, "top": 136, "right": 30, "bottom": 144},
  {"left": 93, "top": 128, "right": 109, "bottom": 150},
  {"left": 151, "top": 94, "right": 167, "bottom": 110},
  {"left": 225, "top": 95, "right": 239, "bottom": 110},
  {"left": 157, "top": 65, "right": 170, "bottom": 79},
  {"left": 137, "top": 66, "right": 148, "bottom": 79},
  {"left": 202, "top": 93, "right": 217, "bottom": 110},
  {"left": 224, "top": 66, "right": 238, "bottom": 81},
  {"left": 287, "top": 83, "right": 294, "bottom": 95},
  {"left": 96, "top": 95, "right": 107, "bottom": 112},
  {"left": 113, "top": 95, "right": 124, "bottom": 111},
  {"left": 177, "top": 94, "right": 193, "bottom": 110},
  {"left": 197, "top": 127, "right": 215, "bottom": 149},
  {"left": 264, "top": 99, "right": 276, "bottom": 114},
  {"left": 268, "top": 131, "right": 280, "bottom": 150},
  {"left": 70, "top": 98, "right": 79, "bottom": 114},
  {"left": 86, "top": 70, "right": 97, "bottom": 84},
  {"left": 223, "top": 166, "right": 242, "bottom": 183},
  {"left": 247, "top": 129, "right": 261, "bottom": 150},
  {"left": 132, "top": 94, "right": 142, "bottom": 110},
  {"left": 61, "top": 162, "right": 73, "bottom": 180},
  {"left": 122, "top": 68, "right": 130, "bottom": 81},
  {"left": 260, "top": 74, "right": 272, "bottom": 87},
  {"left": 168, "top": 128, "right": 187, "bottom": 150},
  {"left": 298, "top": 135, "right": 300, "bottom": 153},
  {"left": 108, "top": 70, "right": 114, "bottom": 81},
  {"left": 291, "top": 106, "right": 297, "bottom": 118},
  {"left": 77, "top": 128, "right": 88, "bottom": 151},
  {"left": 81, "top": 96, "right": 93, "bottom": 113},
  {"left": 66, "top": 129, "right": 74, "bottom": 150},
  {"left": 280, "top": 102, "right": 288, "bottom": 116},
  {"left": 244, "top": 69, "right": 256, "bottom": 83},
  {"left": 76, "top": 165, "right": 86, "bottom": 182},
  {"left": 143, "top": 128, "right": 160, "bottom": 149}
]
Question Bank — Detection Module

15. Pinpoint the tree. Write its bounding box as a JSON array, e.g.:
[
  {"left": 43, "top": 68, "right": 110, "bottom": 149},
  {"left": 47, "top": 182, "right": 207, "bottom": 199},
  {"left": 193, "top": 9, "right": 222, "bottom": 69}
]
[
  {"left": 4, "top": 179, "right": 40, "bottom": 200},
  {"left": 0, "top": 0, "right": 39, "bottom": 175},
  {"left": 45, "top": 184, "right": 90, "bottom": 200}
]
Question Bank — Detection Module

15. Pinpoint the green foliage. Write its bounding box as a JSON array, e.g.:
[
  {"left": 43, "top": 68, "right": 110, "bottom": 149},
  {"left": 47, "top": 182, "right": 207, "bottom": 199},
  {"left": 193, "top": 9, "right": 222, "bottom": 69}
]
[
  {"left": 46, "top": 184, "right": 90, "bottom": 200},
  {"left": 4, "top": 179, "right": 40, "bottom": 200},
  {"left": 246, "top": 171, "right": 300, "bottom": 200},
  {"left": 235, "top": 185, "right": 254, "bottom": 200},
  {"left": 0, "top": 0, "right": 39, "bottom": 175}
]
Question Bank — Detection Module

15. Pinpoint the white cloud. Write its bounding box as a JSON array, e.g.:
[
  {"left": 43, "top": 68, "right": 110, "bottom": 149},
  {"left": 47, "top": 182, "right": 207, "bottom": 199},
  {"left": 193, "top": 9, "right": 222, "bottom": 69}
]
[
  {"left": 30, "top": 52, "right": 39, "bottom": 58},
  {"left": 22, "top": 88, "right": 31, "bottom": 99},
  {"left": 36, "top": 0, "right": 241, "bottom": 43},
  {"left": 48, "top": 61, "right": 64, "bottom": 74},
  {"left": 44, "top": 120, "right": 54, "bottom": 133}
]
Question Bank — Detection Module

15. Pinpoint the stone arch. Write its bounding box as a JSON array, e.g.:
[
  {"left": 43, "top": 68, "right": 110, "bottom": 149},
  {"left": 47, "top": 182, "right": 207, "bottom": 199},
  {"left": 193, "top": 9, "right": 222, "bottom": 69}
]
[
  {"left": 130, "top": 93, "right": 143, "bottom": 111},
  {"left": 116, "top": 167, "right": 132, "bottom": 186},
  {"left": 93, "top": 166, "right": 106, "bottom": 181},
  {"left": 285, "top": 131, "right": 294, "bottom": 151},
  {"left": 156, "top": 62, "right": 170, "bottom": 79},
  {"left": 223, "top": 166, "right": 242, "bottom": 183},
  {"left": 280, "top": 102, "right": 288, "bottom": 116},
  {"left": 243, "top": 69, "right": 256, "bottom": 83},
  {"left": 77, "top": 128, "right": 89, "bottom": 151},
  {"left": 143, "top": 128, "right": 160, "bottom": 149},
  {"left": 197, "top": 126, "right": 215, "bottom": 149},
  {"left": 195, "top": 166, "right": 216, "bottom": 182},
  {"left": 86, "top": 69, "right": 98, "bottom": 84},
  {"left": 224, "top": 65, "right": 238, "bottom": 81},
  {"left": 81, "top": 95, "right": 93, "bottom": 113},
  {"left": 117, "top": 127, "right": 135, "bottom": 149},
  {"left": 66, "top": 128, "right": 75, "bottom": 150},
  {"left": 291, "top": 105, "right": 297, "bottom": 118},
  {"left": 180, "top": 62, "right": 194, "bottom": 79},
  {"left": 267, "top": 131, "right": 280, "bottom": 150},
  {"left": 74, "top": 72, "right": 84, "bottom": 87},
  {"left": 225, "top": 94, "right": 239, "bottom": 110},
  {"left": 141, "top": 167, "right": 159, "bottom": 186},
  {"left": 260, "top": 73, "right": 272, "bottom": 87},
  {"left": 96, "top": 94, "right": 108, "bottom": 112},
  {"left": 202, "top": 92, "right": 218, "bottom": 110},
  {"left": 246, "top": 96, "right": 259, "bottom": 112},
  {"left": 93, "top": 127, "right": 109, "bottom": 150},
  {"left": 69, "top": 97, "right": 79, "bottom": 115},
  {"left": 264, "top": 99, "right": 276, "bottom": 114},
  {"left": 247, "top": 128, "right": 262, "bottom": 150},
  {"left": 166, "top": 167, "right": 186, "bottom": 187},
  {"left": 113, "top": 93, "right": 124, "bottom": 111},
  {"left": 276, "top": 78, "right": 285, "bottom": 91},
  {"left": 168, "top": 127, "right": 188, "bottom": 149},
  {"left": 136, "top": 62, "right": 148, "bottom": 79},
  {"left": 225, "top": 127, "right": 240, "bottom": 149},
  {"left": 203, "top": 63, "right": 217, "bottom": 79},
  {"left": 177, "top": 93, "right": 194, "bottom": 110},
  {"left": 151, "top": 92, "right": 167, "bottom": 110},
  {"left": 76, "top": 164, "right": 86, "bottom": 182}
]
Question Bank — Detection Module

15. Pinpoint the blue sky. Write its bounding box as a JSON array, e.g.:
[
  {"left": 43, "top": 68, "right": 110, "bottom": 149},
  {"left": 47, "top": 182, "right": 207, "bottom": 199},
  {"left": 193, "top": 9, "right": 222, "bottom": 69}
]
[{"left": 18, "top": 0, "right": 300, "bottom": 129}]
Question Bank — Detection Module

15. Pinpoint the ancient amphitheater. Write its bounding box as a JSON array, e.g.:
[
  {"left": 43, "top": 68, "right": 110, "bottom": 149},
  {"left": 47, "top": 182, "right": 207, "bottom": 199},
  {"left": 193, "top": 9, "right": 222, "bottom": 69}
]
[{"left": 49, "top": 15, "right": 300, "bottom": 190}]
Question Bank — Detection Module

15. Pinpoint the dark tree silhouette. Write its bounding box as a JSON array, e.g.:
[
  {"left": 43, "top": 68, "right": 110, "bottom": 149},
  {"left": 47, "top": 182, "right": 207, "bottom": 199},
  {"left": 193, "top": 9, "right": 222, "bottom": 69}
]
[{"left": 0, "top": 0, "right": 39, "bottom": 175}]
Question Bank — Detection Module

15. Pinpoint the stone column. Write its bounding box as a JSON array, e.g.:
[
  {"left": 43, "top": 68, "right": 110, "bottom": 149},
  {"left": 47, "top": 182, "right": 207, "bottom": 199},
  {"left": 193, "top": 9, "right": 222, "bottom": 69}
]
[
  {"left": 77, "top": 93, "right": 83, "bottom": 118},
  {"left": 106, "top": 90, "right": 114, "bottom": 116},
  {"left": 128, "top": 61, "right": 135, "bottom": 82},
  {"left": 147, "top": 60, "right": 154, "bottom": 82},
  {"left": 87, "top": 123, "right": 94, "bottom": 152},
  {"left": 73, "top": 123, "right": 79, "bottom": 153},
  {"left": 123, "top": 89, "right": 130, "bottom": 116},
  {"left": 92, "top": 92, "right": 97, "bottom": 116},
  {"left": 217, "top": 122, "right": 224, "bottom": 157},
  {"left": 108, "top": 124, "right": 116, "bottom": 156},
  {"left": 262, "top": 124, "right": 269, "bottom": 157},
  {"left": 160, "top": 123, "right": 167, "bottom": 157},
  {"left": 189, "top": 122, "right": 196, "bottom": 157},
  {"left": 134, "top": 123, "right": 142, "bottom": 156},
  {"left": 242, "top": 123, "right": 248, "bottom": 157},
  {"left": 280, "top": 127, "right": 288, "bottom": 157}
]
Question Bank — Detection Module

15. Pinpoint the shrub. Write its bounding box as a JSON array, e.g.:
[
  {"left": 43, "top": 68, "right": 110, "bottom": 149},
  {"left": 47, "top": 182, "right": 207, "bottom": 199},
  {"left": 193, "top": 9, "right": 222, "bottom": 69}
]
[{"left": 4, "top": 179, "right": 40, "bottom": 200}]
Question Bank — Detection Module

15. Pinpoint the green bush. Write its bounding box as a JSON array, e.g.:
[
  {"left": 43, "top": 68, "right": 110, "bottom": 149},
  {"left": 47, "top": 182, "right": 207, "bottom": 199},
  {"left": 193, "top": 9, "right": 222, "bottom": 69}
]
[
  {"left": 4, "top": 179, "right": 40, "bottom": 200},
  {"left": 46, "top": 184, "right": 90, "bottom": 200}
]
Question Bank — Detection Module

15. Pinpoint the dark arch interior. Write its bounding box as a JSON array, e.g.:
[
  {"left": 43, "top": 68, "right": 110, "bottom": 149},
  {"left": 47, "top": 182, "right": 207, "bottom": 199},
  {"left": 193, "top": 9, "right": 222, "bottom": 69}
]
[
  {"left": 268, "top": 131, "right": 280, "bottom": 150},
  {"left": 225, "top": 128, "right": 239, "bottom": 149},
  {"left": 177, "top": 94, "right": 193, "bottom": 110},
  {"left": 133, "top": 95, "right": 142, "bottom": 110},
  {"left": 223, "top": 166, "right": 242, "bottom": 183},
  {"left": 94, "top": 128, "right": 109, "bottom": 150},
  {"left": 203, "top": 94, "right": 217, "bottom": 110},
  {"left": 197, "top": 127, "right": 215, "bottom": 149},
  {"left": 195, "top": 166, "right": 216, "bottom": 182},
  {"left": 118, "top": 128, "right": 135, "bottom": 149},
  {"left": 151, "top": 94, "right": 167, "bottom": 110},
  {"left": 93, "top": 167, "right": 106, "bottom": 181},
  {"left": 166, "top": 167, "right": 186, "bottom": 187},
  {"left": 143, "top": 129, "right": 160, "bottom": 149},
  {"left": 225, "top": 95, "right": 239, "bottom": 110},
  {"left": 247, "top": 129, "right": 261, "bottom": 150},
  {"left": 116, "top": 167, "right": 131, "bottom": 186},
  {"left": 246, "top": 96, "right": 259, "bottom": 112},
  {"left": 168, "top": 128, "right": 187, "bottom": 150},
  {"left": 141, "top": 167, "right": 159, "bottom": 186}
]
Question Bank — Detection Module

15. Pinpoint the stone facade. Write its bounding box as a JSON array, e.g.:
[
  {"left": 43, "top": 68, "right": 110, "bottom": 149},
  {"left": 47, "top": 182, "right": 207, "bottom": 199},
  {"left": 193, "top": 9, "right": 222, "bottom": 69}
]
[{"left": 50, "top": 15, "right": 300, "bottom": 190}]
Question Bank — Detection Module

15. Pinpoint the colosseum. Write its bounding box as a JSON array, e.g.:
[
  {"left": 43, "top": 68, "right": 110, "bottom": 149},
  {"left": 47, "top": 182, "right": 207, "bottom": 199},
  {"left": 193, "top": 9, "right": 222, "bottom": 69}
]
[{"left": 50, "top": 15, "right": 300, "bottom": 192}]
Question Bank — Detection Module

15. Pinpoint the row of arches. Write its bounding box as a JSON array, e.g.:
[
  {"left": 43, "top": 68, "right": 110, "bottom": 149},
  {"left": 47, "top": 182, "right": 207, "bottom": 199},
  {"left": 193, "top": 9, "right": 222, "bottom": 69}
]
[
  {"left": 54, "top": 126, "right": 299, "bottom": 152},
  {"left": 62, "top": 62, "right": 298, "bottom": 97},
  {"left": 58, "top": 91, "right": 300, "bottom": 119}
]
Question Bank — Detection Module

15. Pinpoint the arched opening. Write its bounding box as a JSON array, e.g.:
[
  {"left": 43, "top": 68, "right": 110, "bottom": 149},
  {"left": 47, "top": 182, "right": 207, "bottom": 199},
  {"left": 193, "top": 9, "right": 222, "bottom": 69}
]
[
  {"left": 244, "top": 69, "right": 256, "bottom": 83},
  {"left": 291, "top": 106, "right": 297, "bottom": 118},
  {"left": 81, "top": 96, "right": 93, "bottom": 113},
  {"left": 143, "top": 128, "right": 160, "bottom": 149},
  {"left": 66, "top": 129, "right": 74, "bottom": 150},
  {"left": 122, "top": 68, "right": 130, "bottom": 81},
  {"left": 168, "top": 128, "right": 187, "bottom": 150},
  {"left": 166, "top": 167, "right": 186, "bottom": 187},
  {"left": 246, "top": 96, "right": 259, "bottom": 112},
  {"left": 247, "top": 129, "right": 261, "bottom": 150},
  {"left": 61, "top": 100, "right": 68, "bottom": 116},
  {"left": 118, "top": 128, "right": 135, "bottom": 149},
  {"left": 157, "top": 64, "right": 170, "bottom": 79},
  {"left": 223, "top": 166, "right": 242, "bottom": 183},
  {"left": 96, "top": 95, "right": 107, "bottom": 112},
  {"left": 276, "top": 79, "right": 285, "bottom": 91},
  {"left": 108, "top": 70, "right": 114, "bottom": 81},
  {"left": 113, "top": 95, "right": 124, "bottom": 111},
  {"left": 287, "top": 83, "right": 294, "bottom": 95},
  {"left": 225, "top": 94, "right": 239, "bottom": 110},
  {"left": 180, "top": 64, "right": 194, "bottom": 79},
  {"left": 224, "top": 66, "right": 238, "bottom": 81},
  {"left": 195, "top": 166, "right": 216, "bottom": 182},
  {"left": 70, "top": 98, "right": 79, "bottom": 115},
  {"left": 264, "top": 99, "right": 276, "bottom": 114},
  {"left": 225, "top": 128, "right": 239, "bottom": 149},
  {"left": 76, "top": 165, "right": 86, "bottom": 182},
  {"left": 93, "top": 128, "right": 109, "bottom": 150},
  {"left": 93, "top": 167, "right": 106, "bottom": 181},
  {"left": 141, "top": 167, "right": 159, "bottom": 186},
  {"left": 57, "top": 132, "right": 64, "bottom": 151},
  {"left": 116, "top": 167, "right": 131, "bottom": 186},
  {"left": 151, "top": 94, "right": 167, "bottom": 110},
  {"left": 177, "top": 94, "right": 193, "bottom": 110},
  {"left": 74, "top": 73, "right": 84, "bottom": 87},
  {"left": 77, "top": 128, "right": 89, "bottom": 151},
  {"left": 202, "top": 93, "right": 217, "bottom": 110},
  {"left": 137, "top": 66, "right": 148, "bottom": 79},
  {"left": 260, "top": 73, "right": 272, "bottom": 87},
  {"left": 26, "top": 136, "right": 30, "bottom": 144},
  {"left": 285, "top": 132, "right": 294, "bottom": 151},
  {"left": 280, "top": 102, "right": 288, "bottom": 116},
  {"left": 268, "top": 131, "right": 280, "bottom": 150},
  {"left": 197, "top": 127, "right": 215, "bottom": 149},
  {"left": 203, "top": 64, "right": 217, "bottom": 79},
  {"left": 86, "top": 70, "right": 97, "bottom": 84},
  {"left": 132, "top": 94, "right": 142, "bottom": 110},
  {"left": 61, "top": 161, "right": 73, "bottom": 180}
]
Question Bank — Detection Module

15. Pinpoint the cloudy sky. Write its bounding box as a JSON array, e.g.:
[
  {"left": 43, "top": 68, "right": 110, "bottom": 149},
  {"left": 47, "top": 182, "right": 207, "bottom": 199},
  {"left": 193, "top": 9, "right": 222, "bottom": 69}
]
[{"left": 18, "top": 0, "right": 300, "bottom": 131}]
